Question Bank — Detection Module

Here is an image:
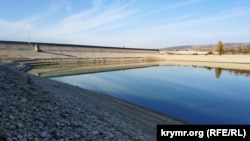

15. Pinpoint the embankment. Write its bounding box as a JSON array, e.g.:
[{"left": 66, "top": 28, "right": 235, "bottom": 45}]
[
  {"left": 0, "top": 41, "right": 184, "bottom": 141},
  {"left": 0, "top": 41, "right": 162, "bottom": 71},
  {"left": 1, "top": 41, "right": 250, "bottom": 71},
  {"left": 0, "top": 41, "right": 159, "bottom": 59},
  {"left": 158, "top": 54, "right": 250, "bottom": 70},
  {"left": 0, "top": 61, "right": 184, "bottom": 141},
  {"left": 28, "top": 62, "right": 160, "bottom": 78}
]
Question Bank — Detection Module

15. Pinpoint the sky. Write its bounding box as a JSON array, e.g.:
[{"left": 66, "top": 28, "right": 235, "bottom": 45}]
[{"left": 0, "top": 0, "right": 250, "bottom": 48}]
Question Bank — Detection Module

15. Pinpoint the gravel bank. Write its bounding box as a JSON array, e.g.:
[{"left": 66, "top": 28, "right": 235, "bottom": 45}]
[{"left": 0, "top": 61, "right": 184, "bottom": 141}]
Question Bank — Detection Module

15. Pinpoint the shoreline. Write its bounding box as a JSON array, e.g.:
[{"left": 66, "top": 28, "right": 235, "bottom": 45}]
[
  {"left": 160, "top": 54, "right": 250, "bottom": 63},
  {"left": 0, "top": 61, "right": 184, "bottom": 141},
  {"left": 27, "top": 60, "right": 250, "bottom": 81}
]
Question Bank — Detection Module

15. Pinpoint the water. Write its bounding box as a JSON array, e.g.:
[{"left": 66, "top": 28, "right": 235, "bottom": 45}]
[{"left": 51, "top": 65, "right": 250, "bottom": 124}]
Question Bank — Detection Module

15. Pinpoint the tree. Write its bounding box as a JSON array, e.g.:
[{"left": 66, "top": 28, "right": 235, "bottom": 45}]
[
  {"left": 215, "top": 68, "right": 222, "bottom": 78},
  {"left": 215, "top": 41, "right": 224, "bottom": 55}
]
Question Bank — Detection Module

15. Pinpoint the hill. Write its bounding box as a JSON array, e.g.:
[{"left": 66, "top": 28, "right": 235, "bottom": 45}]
[{"left": 161, "top": 43, "right": 250, "bottom": 54}]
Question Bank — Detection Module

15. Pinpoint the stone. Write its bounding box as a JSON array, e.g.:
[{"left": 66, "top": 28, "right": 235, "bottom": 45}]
[
  {"left": 54, "top": 131, "right": 62, "bottom": 139},
  {"left": 70, "top": 121, "right": 81, "bottom": 127},
  {"left": 99, "top": 131, "right": 104, "bottom": 136},
  {"left": 81, "top": 131, "right": 87, "bottom": 137},
  {"left": 17, "top": 134, "right": 23, "bottom": 139},
  {"left": 27, "top": 136, "right": 33, "bottom": 141},
  {"left": 84, "top": 134, "right": 92, "bottom": 141},
  {"left": 40, "top": 131, "right": 48, "bottom": 138},
  {"left": 92, "top": 131, "right": 99, "bottom": 136},
  {"left": 106, "top": 134, "right": 114, "bottom": 140},
  {"left": 55, "top": 122, "right": 61, "bottom": 127},
  {"left": 60, "top": 112, "right": 67, "bottom": 118},
  {"left": 21, "top": 98, "right": 27, "bottom": 103},
  {"left": 73, "top": 134, "right": 80, "bottom": 139},
  {"left": 17, "top": 123, "right": 23, "bottom": 129},
  {"left": 9, "top": 107, "right": 16, "bottom": 113},
  {"left": 6, "top": 138, "right": 13, "bottom": 141},
  {"left": 9, "top": 125, "right": 16, "bottom": 130}
]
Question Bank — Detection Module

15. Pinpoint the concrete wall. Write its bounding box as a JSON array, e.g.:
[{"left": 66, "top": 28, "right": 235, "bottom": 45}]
[{"left": 0, "top": 41, "right": 159, "bottom": 59}]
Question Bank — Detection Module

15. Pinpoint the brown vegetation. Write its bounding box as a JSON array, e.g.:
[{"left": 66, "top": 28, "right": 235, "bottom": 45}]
[
  {"left": 215, "top": 68, "right": 222, "bottom": 78},
  {"left": 162, "top": 43, "right": 250, "bottom": 54},
  {"left": 215, "top": 41, "right": 224, "bottom": 55},
  {"left": 223, "top": 46, "right": 250, "bottom": 54}
]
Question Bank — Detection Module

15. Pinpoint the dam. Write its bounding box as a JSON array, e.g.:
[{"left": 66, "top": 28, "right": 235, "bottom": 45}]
[{"left": 0, "top": 40, "right": 159, "bottom": 59}]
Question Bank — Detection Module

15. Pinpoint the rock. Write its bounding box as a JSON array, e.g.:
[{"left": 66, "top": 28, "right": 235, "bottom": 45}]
[
  {"left": 9, "top": 125, "right": 16, "bottom": 130},
  {"left": 9, "top": 115, "right": 16, "bottom": 120},
  {"left": 99, "top": 131, "right": 104, "bottom": 136},
  {"left": 6, "top": 138, "right": 13, "bottom": 141},
  {"left": 84, "top": 134, "right": 92, "bottom": 141},
  {"left": 53, "top": 131, "right": 62, "bottom": 139},
  {"left": 17, "top": 134, "right": 23, "bottom": 139},
  {"left": 55, "top": 122, "right": 61, "bottom": 127},
  {"left": 60, "top": 112, "right": 67, "bottom": 118},
  {"left": 40, "top": 131, "right": 48, "bottom": 138},
  {"left": 91, "top": 137, "right": 98, "bottom": 141},
  {"left": 81, "top": 130, "right": 87, "bottom": 137},
  {"left": 9, "top": 107, "right": 16, "bottom": 113},
  {"left": 70, "top": 121, "right": 81, "bottom": 128},
  {"left": 106, "top": 134, "right": 114, "bottom": 140},
  {"left": 73, "top": 134, "right": 81, "bottom": 139},
  {"left": 21, "top": 98, "right": 27, "bottom": 103},
  {"left": 27, "top": 136, "right": 33, "bottom": 141},
  {"left": 17, "top": 123, "right": 23, "bottom": 129},
  {"left": 92, "top": 131, "right": 99, "bottom": 136}
]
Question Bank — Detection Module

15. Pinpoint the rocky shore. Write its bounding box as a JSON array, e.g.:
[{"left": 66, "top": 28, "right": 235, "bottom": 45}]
[{"left": 0, "top": 61, "right": 183, "bottom": 141}]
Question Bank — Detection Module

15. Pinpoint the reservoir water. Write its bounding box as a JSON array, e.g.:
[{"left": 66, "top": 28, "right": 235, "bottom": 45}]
[{"left": 51, "top": 65, "right": 250, "bottom": 124}]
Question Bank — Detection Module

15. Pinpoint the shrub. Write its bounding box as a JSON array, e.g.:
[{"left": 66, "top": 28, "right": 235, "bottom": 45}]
[{"left": 205, "top": 51, "right": 213, "bottom": 55}]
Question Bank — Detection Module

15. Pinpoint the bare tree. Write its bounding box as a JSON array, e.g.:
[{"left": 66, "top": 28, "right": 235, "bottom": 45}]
[
  {"left": 215, "top": 68, "right": 222, "bottom": 78},
  {"left": 215, "top": 41, "right": 224, "bottom": 55}
]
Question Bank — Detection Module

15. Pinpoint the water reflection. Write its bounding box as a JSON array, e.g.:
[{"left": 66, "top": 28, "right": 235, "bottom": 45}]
[
  {"left": 215, "top": 68, "right": 222, "bottom": 78},
  {"left": 28, "top": 62, "right": 160, "bottom": 78},
  {"left": 30, "top": 62, "right": 250, "bottom": 78},
  {"left": 51, "top": 65, "right": 250, "bottom": 124},
  {"left": 226, "top": 69, "right": 250, "bottom": 77},
  {"left": 212, "top": 67, "right": 249, "bottom": 78},
  {"left": 188, "top": 65, "right": 250, "bottom": 78}
]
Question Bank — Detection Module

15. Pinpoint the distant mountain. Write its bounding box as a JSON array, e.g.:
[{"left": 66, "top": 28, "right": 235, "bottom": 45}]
[{"left": 161, "top": 43, "right": 250, "bottom": 51}]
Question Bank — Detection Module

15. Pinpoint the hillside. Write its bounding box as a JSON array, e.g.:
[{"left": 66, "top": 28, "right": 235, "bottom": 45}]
[{"left": 161, "top": 43, "right": 250, "bottom": 54}]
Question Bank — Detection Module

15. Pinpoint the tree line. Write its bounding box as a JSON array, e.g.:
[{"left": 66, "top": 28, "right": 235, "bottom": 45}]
[{"left": 215, "top": 41, "right": 250, "bottom": 55}]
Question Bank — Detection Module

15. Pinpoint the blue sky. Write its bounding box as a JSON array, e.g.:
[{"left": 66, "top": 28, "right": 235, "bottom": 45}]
[{"left": 0, "top": 0, "right": 250, "bottom": 48}]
